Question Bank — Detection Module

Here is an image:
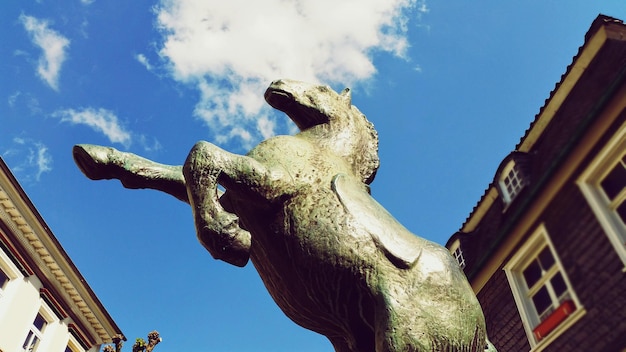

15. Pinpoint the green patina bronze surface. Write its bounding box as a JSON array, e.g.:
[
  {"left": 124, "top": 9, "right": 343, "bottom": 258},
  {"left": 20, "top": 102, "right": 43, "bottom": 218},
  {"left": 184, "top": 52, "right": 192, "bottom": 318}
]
[{"left": 73, "top": 79, "right": 496, "bottom": 352}]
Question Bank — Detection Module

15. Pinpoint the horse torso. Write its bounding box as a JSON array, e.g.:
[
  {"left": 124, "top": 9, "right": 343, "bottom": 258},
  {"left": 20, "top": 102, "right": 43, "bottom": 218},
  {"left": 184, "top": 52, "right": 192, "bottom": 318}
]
[
  {"left": 224, "top": 134, "right": 487, "bottom": 351},
  {"left": 227, "top": 135, "right": 382, "bottom": 342}
]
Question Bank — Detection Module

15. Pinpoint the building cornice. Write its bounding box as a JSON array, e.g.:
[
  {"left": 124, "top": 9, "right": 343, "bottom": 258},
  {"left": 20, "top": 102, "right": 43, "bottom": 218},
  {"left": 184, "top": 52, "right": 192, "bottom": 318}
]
[{"left": 0, "top": 158, "right": 123, "bottom": 346}]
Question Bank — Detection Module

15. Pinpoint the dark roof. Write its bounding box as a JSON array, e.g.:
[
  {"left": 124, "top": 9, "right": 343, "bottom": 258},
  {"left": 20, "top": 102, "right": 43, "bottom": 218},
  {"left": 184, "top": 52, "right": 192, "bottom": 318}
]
[
  {"left": 447, "top": 14, "right": 626, "bottom": 280},
  {"left": 458, "top": 15, "right": 625, "bottom": 234}
]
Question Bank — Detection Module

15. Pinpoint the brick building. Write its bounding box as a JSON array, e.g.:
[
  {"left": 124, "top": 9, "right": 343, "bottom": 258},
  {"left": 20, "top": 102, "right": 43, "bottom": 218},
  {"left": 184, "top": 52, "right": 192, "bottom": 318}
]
[
  {"left": 446, "top": 15, "right": 626, "bottom": 351},
  {"left": 0, "top": 157, "right": 124, "bottom": 352}
]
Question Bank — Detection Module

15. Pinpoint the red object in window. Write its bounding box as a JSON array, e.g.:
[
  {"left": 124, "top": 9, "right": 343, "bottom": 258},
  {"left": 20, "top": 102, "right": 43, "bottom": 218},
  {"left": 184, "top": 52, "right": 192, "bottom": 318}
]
[{"left": 533, "top": 300, "right": 576, "bottom": 341}]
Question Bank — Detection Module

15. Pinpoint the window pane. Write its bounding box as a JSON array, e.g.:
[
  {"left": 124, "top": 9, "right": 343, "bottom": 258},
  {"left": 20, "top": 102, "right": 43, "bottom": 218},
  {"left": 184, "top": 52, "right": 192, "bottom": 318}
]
[
  {"left": 506, "top": 176, "right": 519, "bottom": 190},
  {"left": 600, "top": 162, "right": 626, "bottom": 200},
  {"left": 532, "top": 286, "right": 552, "bottom": 317},
  {"left": 29, "top": 336, "right": 41, "bottom": 352},
  {"left": 523, "top": 260, "right": 542, "bottom": 288},
  {"left": 0, "top": 268, "right": 8, "bottom": 289},
  {"left": 454, "top": 247, "right": 465, "bottom": 268},
  {"left": 551, "top": 272, "right": 567, "bottom": 298},
  {"left": 538, "top": 247, "right": 555, "bottom": 271},
  {"left": 617, "top": 200, "right": 626, "bottom": 225},
  {"left": 504, "top": 168, "right": 523, "bottom": 197},
  {"left": 33, "top": 313, "right": 46, "bottom": 331},
  {"left": 23, "top": 330, "right": 34, "bottom": 348},
  {"left": 23, "top": 331, "right": 41, "bottom": 351}
]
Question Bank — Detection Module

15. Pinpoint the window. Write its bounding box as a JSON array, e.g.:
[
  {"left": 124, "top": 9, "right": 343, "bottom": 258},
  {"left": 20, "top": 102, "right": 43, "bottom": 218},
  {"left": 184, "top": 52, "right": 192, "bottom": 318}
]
[
  {"left": 22, "top": 312, "right": 47, "bottom": 352},
  {"left": 505, "top": 225, "right": 584, "bottom": 349},
  {"left": 453, "top": 246, "right": 465, "bottom": 269},
  {"left": 520, "top": 246, "right": 570, "bottom": 322},
  {"left": 0, "top": 266, "right": 9, "bottom": 293},
  {"left": 0, "top": 247, "right": 22, "bottom": 299},
  {"left": 600, "top": 155, "right": 626, "bottom": 224},
  {"left": 0, "top": 266, "right": 8, "bottom": 299},
  {"left": 65, "top": 334, "right": 85, "bottom": 352},
  {"left": 499, "top": 161, "right": 525, "bottom": 205},
  {"left": 21, "top": 303, "right": 59, "bottom": 352},
  {"left": 448, "top": 239, "right": 466, "bottom": 269},
  {"left": 578, "top": 122, "right": 626, "bottom": 266}
]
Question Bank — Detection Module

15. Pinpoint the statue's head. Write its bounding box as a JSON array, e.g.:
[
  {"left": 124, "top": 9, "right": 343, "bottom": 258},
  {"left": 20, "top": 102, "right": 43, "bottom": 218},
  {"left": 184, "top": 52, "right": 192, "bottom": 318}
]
[{"left": 265, "top": 79, "right": 379, "bottom": 184}]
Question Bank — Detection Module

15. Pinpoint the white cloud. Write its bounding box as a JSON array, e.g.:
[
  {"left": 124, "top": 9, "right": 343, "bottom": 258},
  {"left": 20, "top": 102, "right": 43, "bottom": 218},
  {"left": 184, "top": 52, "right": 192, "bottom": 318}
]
[
  {"left": 135, "top": 53, "right": 154, "bottom": 71},
  {"left": 55, "top": 108, "right": 133, "bottom": 147},
  {"left": 33, "top": 143, "right": 53, "bottom": 180},
  {"left": 8, "top": 91, "right": 21, "bottom": 107},
  {"left": 81, "top": 0, "right": 95, "bottom": 5},
  {"left": 7, "top": 91, "right": 42, "bottom": 115},
  {"left": 137, "top": 134, "right": 162, "bottom": 152},
  {"left": 20, "top": 15, "right": 70, "bottom": 91},
  {"left": 2, "top": 138, "right": 52, "bottom": 182},
  {"left": 154, "top": 0, "right": 423, "bottom": 146},
  {"left": 257, "top": 115, "right": 275, "bottom": 141}
]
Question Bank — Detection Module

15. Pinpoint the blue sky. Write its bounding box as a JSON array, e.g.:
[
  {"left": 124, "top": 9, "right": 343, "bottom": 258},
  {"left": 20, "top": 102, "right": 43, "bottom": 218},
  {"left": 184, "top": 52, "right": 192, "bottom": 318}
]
[{"left": 2, "top": 1, "right": 626, "bottom": 351}]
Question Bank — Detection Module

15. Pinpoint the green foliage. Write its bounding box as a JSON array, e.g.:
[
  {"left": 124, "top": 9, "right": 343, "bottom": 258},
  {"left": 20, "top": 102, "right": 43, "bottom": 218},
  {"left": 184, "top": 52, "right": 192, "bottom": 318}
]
[{"left": 101, "top": 331, "right": 160, "bottom": 352}]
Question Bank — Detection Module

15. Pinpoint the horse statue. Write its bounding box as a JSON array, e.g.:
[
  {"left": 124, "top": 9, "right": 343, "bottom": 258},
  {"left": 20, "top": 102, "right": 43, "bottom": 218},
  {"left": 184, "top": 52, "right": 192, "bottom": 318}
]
[{"left": 73, "top": 79, "right": 495, "bottom": 352}]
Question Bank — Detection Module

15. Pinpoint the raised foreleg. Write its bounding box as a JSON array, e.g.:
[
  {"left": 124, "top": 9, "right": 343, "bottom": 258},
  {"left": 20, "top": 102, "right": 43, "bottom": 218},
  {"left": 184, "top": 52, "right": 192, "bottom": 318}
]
[
  {"left": 73, "top": 144, "right": 189, "bottom": 203},
  {"left": 182, "top": 141, "right": 290, "bottom": 267},
  {"left": 72, "top": 143, "right": 250, "bottom": 267}
]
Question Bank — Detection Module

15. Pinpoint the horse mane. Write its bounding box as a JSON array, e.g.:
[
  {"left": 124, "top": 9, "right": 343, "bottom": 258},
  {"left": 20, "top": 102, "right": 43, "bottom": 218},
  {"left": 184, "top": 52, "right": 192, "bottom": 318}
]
[
  {"left": 281, "top": 82, "right": 380, "bottom": 185},
  {"left": 347, "top": 104, "right": 379, "bottom": 185}
]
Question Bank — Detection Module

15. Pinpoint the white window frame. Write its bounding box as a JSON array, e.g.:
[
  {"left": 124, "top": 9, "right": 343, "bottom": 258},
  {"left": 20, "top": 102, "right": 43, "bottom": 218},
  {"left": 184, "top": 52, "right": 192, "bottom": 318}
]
[
  {"left": 66, "top": 334, "right": 85, "bottom": 352},
  {"left": 22, "top": 312, "right": 47, "bottom": 352},
  {"left": 578, "top": 122, "right": 626, "bottom": 267},
  {"left": 504, "top": 225, "right": 585, "bottom": 351},
  {"left": 0, "top": 246, "right": 23, "bottom": 299},
  {"left": 0, "top": 264, "right": 10, "bottom": 298},
  {"left": 448, "top": 240, "right": 466, "bottom": 269},
  {"left": 499, "top": 161, "right": 525, "bottom": 205},
  {"left": 22, "top": 302, "right": 57, "bottom": 352}
]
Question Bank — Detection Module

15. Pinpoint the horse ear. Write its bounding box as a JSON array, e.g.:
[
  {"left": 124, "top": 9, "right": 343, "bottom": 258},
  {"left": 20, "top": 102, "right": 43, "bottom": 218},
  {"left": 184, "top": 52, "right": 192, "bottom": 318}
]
[{"left": 340, "top": 88, "right": 352, "bottom": 106}]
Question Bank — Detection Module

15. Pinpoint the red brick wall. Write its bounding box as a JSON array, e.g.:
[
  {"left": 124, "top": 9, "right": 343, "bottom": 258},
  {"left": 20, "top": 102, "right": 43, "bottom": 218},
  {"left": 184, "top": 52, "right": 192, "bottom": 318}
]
[{"left": 477, "top": 269, "right": 530, "bottom": 351}]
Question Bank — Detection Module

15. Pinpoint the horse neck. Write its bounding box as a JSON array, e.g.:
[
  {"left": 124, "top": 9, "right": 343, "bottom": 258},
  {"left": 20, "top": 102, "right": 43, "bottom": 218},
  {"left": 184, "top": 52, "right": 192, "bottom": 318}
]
[{"left": 298, "top": 117, "right": 377, "bottom": 182}]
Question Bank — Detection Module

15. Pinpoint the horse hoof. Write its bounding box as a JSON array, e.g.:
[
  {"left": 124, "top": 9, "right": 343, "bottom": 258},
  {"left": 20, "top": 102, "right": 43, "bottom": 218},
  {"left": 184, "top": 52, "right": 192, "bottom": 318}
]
[{"left": 73, "top": 144, "right": 122, "bottom": 180}]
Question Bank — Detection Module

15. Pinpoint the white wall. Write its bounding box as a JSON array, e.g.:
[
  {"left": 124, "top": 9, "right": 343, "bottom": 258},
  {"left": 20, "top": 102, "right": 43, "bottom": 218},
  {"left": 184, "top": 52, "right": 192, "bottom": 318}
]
[{"left": 0, "top": 247, "right": 92, "bottom": 352}]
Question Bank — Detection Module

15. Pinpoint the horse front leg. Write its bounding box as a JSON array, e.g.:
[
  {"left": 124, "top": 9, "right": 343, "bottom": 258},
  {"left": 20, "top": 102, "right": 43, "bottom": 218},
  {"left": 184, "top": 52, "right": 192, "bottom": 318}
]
[
  {"left": 183, "top": 141, "right": 275, "bottom": 267},
  {"left": 73, "top": 144, "right": 189, "bottom": 203}
]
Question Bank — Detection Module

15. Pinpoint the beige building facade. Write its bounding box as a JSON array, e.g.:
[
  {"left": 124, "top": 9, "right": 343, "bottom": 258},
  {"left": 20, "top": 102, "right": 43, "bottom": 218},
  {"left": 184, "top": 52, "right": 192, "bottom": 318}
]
[{"left": 0, "top": 158, "right": 123, "bottom": 352}]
